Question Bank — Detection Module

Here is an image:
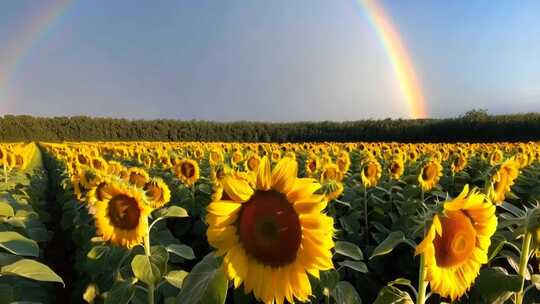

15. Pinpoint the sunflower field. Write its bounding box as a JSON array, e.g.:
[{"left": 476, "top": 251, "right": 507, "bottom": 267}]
[{"left": 1, "top": 141, "right": 540, "bottom": 303}]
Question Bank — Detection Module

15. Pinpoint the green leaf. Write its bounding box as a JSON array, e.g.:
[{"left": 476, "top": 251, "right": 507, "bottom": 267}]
[
  {"left": 373, "top": 286, "right": 413, "bottom": 304},
  {"left": 319, "top": 270, "right": 340, "bottom": 291},
  {"left": 87, "top": 245, "right": 109, "bottom": 259},
  {"left": 131, "top": 255, "right": 162, "bottom": 286},
  {"left": 176, "top": 252, "right": 228, "bottom": 304},
  {"left": 155, "top": 206, "right": 188, "bottom": 219},
  {"left": 150, "top": 245, "right": 169, "bottom": 275},
  {"left": 338, "top": 260, "right": 368, "bottom": 273},
  {"left": 1, "top": 259, "right": 64, "bottom": 286},
  {"left": 0, "top": 231, "right": 39, "bottom": 257},
  {"left": 370, "top": 231, "right": 408, "bottom": 259},
  {"left": 468, "top": 267, "right": 522, "bottom": 304},
  {"left": 388, "top": 278, "right": 412, "bottom": 287},
  {"left": 331, "top": 281, "right": 362, "bottom": 304},
  {"left": 167, "top": 244, "right": 195, "bottom": 260},
  {"left": 335, "top": 241, "right": 363, "bottom": 260},
  {"left": 164, "top": 270, "right": 189, "bottom": 289},
  {"left": 105, "top": 281, "right": 135, "bottom": 304},
  {"left": 0, "top": 201, "right": 14, "bottom": 217}
]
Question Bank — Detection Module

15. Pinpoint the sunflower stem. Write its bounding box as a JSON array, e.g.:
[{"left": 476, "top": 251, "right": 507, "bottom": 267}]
[
  {"left": 3, "top": 164, "right": 7, "bottom": 184},
  {"left": 416, "top": 251, "right": 428, "bottom": 304},
  {"left": 516, "top": 231, "right": 532, "bottom": 304},
  {"left": 143, "top": 222, "right": 155, "bottom": 304},
  {"left": 363, "top": 187, "right": 369, "bottom": 245}
]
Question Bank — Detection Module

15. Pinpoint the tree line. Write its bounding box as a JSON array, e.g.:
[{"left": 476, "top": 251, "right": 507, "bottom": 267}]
[{"left": 1, "top": 111, "right": 539, "bottom": 142}]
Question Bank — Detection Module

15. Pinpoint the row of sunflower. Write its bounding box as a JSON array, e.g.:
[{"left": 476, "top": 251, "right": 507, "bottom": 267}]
[
  {"left": 39, "top": 141, "right": 540, "bottom": 303},
  {"left": 0, "top": 143, "right": 64, "bottom": 302}
]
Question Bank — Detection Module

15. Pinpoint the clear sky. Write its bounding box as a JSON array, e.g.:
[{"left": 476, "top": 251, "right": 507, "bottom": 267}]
[{"left": 0, "top": 0, "right": 539, "bottom": 121}]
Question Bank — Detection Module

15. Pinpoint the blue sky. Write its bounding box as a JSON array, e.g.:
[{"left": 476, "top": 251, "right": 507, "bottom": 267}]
[{"left": 1, "top": 0, "right": 539, "bottom": 121}]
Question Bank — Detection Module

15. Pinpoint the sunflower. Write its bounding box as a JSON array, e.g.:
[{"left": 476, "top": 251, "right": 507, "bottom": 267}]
[
  {"left": 231, "top": 150, "right": 244, "bottom": 167},
  {"left": 77, "top": 152, "right": 91, "bottom": 166},
  {"left": 271, "top": 149, "right": 281, "bottom": 162},
  {"left": 209, "top": 148, "right": 224, "bottom": 166},
  {"left": 245, "top": 153, "right": 261, "bottom": 172},
  {"left": 360, "top": 158, "right": 382, "bottom": 188},
  {"left": 143, "top": 178, "right": 171, "bottom": 209},
  {"left": 322, "top": 179, "right": 344, "bottom": 201},
  {"left": 91, "top": 157, "right": 108, "bottom": 172},
  {"left": 336, "top": 151, "right": 351, "bottom": 174},
  {"left": 320, "top": 163, "right": 343, "bottom": 182},
  {"left": 94, "top": 179, "right": 152, "bottom": 248},
  {"left": 450, "top": 153, "right": 467, "bottom": 173},
  {"left": 389, "top": 157, "right": 404, "bottom": 180},
  {"left": 418, "top": 159, "right": 443, "bottom": 192},
  {"left": 489, "top": 149, "right": 503, "bottom": 166},
  {"left": 304, "top": 153, "right": 320, "bottom": 177},
  {"left": 175, "top": 159, "right": 200, "bottom": 187},
  {"left": 0, "top": 146, "right": 5, "bottom": 164},
  {"left": 86, "top": 175, "right": 114, "bottom": 206},
  {"left": 415, "top": 185, "right": 497, "bottom": 300},
  {"left": 127, "top": 167, "right": 150, "bottom": 188},
  {"left": 488, "top": 158, "right": 519, "bottom": 204},
  {"left": 206, "top": 157, "right": 334, "bottom": 304}
]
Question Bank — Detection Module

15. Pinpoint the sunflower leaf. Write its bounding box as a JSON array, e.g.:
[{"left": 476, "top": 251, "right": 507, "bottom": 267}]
[
  {"left": 370, "top": 231, "right": 409, "bottom": 260},
  {"left": 373, "top": 285, "right": 413, "bottom": 304},
  {"left": 0, "top": 231, "right": 39, "bottom": 257},
  {"left": 338, "top": 260, "right": 368, "bottom": 273},
  {"left": 154, "top": 206, "right": 189, "bottom": 220},
  {"left": 131, "top": 254, "right": 162, "bottom": 286},
  {"left": 331, "top": 281, "right": 362, "bottom": 304},
  {"left": 1, "top": 259, "right": 64, "bottom": 286},
  {"left": 104, "top": 281, "right": 135, "bottom": 304},
  {"left": 164, "top": 270, "right": 189, "bottom": 289},
  {"left": 468, "top": 267, "right": 522, "bottom": 303},
  {"left": 176, "top": 252, "right": 228, "bottom": 304},
  {"left": 166, "top": 244, "right": 195, "bottom": 260},
  {"left": 335, "top": 241, "right": 363, "bottom": 261}
]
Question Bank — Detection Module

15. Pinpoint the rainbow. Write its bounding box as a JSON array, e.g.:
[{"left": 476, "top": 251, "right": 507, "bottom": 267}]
[
  {"left": 0, "top": 0, "right": 73, "bottom": 115},
  {"left": 359, "top": 0, "right": 428, "bottom": 118}
]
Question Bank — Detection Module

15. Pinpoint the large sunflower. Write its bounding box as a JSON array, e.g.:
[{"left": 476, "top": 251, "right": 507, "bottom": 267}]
[
  {"left": 206, "top": 157, "right": 334, "bottom": 304},
  {"left": 94, "top": 179, "right": 152, "bottom": 248},
  {"left": 415, "top": 185, "right": 497, "bottom": 300}
]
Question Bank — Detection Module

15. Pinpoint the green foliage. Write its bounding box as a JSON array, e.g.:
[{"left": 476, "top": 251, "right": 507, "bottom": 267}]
[{"left": 2, "top": 112, "right": 540, "bottom": 142}]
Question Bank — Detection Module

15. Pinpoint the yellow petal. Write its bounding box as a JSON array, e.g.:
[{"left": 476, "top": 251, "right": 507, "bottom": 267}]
[
  {"left": 206, "top": 201, "right": 242, "bottom": 216},
  {"left": 256, "top": 156, "right": 272, "bottom": 191},
  {"left": 222, "top": 175, "right": 254, "bottom": 202},
  {"left": 272, "top": 157, "right": 298, "bottom": 193}
]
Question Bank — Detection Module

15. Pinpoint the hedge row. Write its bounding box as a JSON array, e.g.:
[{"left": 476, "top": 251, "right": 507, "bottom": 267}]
[{"left": 1, "top": 110, "right": 540, "bottom": 142}]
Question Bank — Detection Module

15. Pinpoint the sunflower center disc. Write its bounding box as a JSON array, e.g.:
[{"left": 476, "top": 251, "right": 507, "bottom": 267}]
[
  {"left": 434, "top": 210, "right": 477, "bottom": 267},
  {"left": 238, "top": 190, "right": 301, "bottom": 267},
  {"left": 422, "top": 164, "right": 437, "bottom": 181},
  {"left": 108, "top": 194, "right": 141, "bottom": 230},
  {"left": 365, "top": 163, "right": 377, "bottom": 177},
  {"left": 145, "top": 183, "right": 163, "bottom": 202},
  {"left": 130, "top": 172, "right": 147, "bottom": 187},
  {"left": 391, "top": 163, "right": 400, "bottom": 174},
  {"left": 181, "top": 163, "right": 195, "bottom": 178}
]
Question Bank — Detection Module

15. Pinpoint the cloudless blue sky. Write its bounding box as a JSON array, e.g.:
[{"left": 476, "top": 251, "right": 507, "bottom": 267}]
[{"left": 1, "top": 0, "right": 539, "bottom": 121}]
